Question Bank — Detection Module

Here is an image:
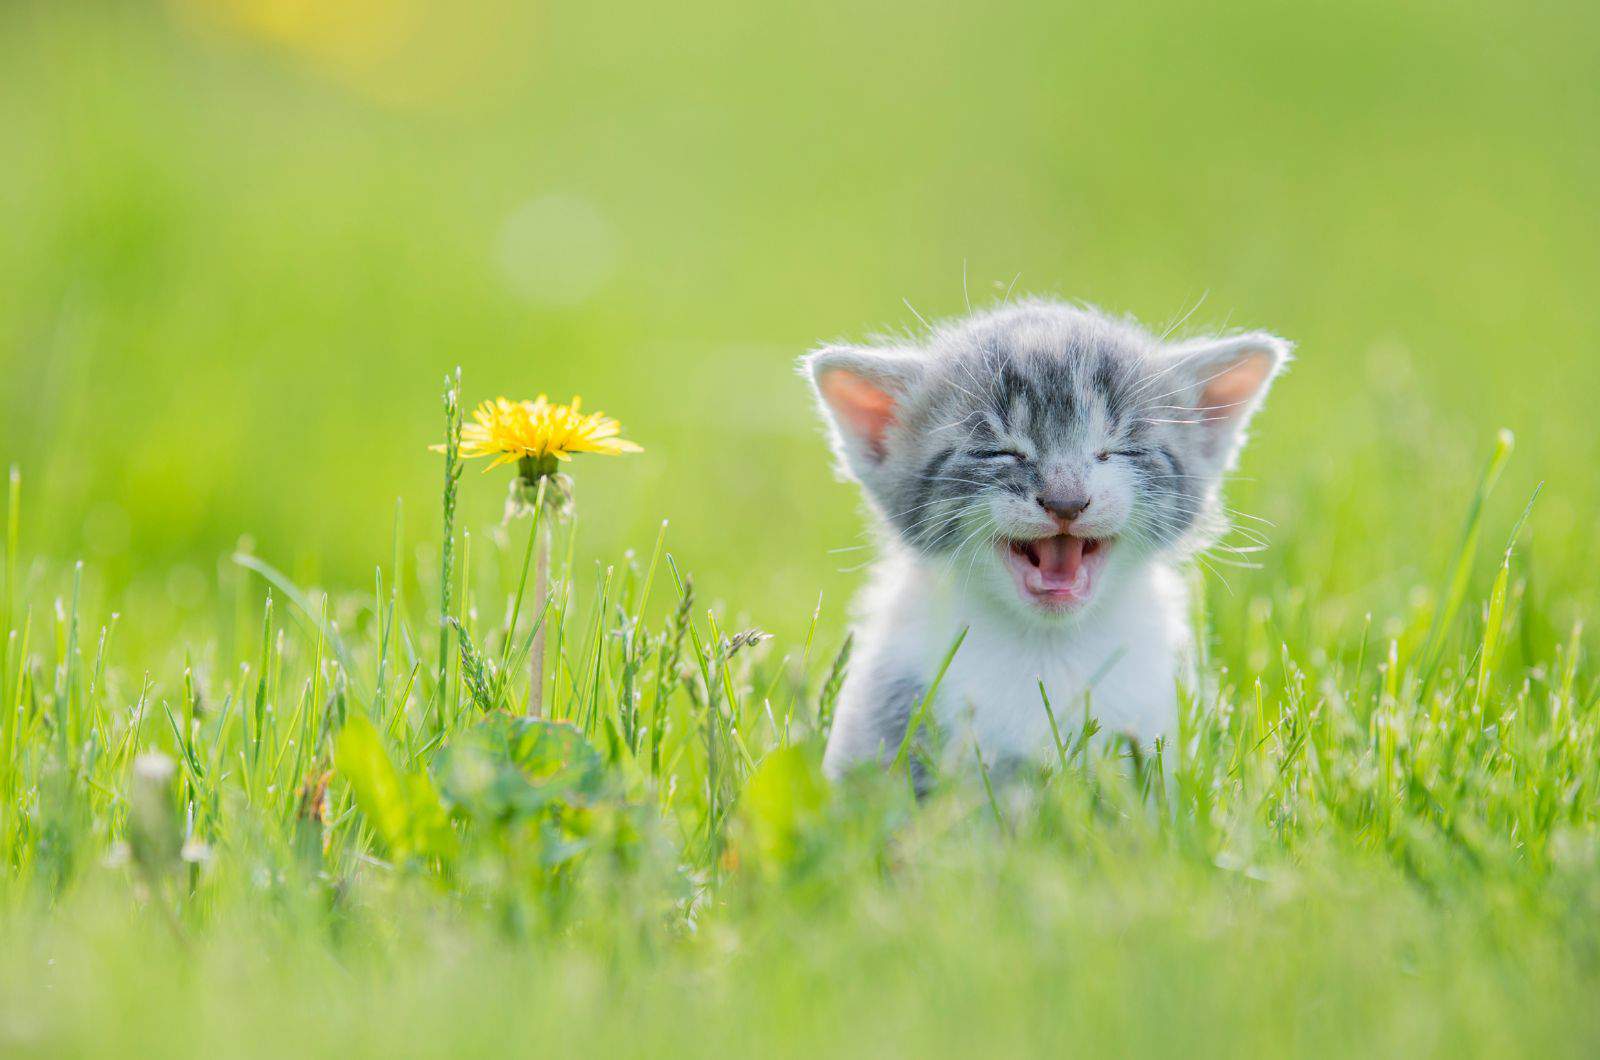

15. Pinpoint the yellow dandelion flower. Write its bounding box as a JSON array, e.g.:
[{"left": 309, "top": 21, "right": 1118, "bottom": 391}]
[{"left": 440, "top": 395, "right": 642, "bottom": 472}]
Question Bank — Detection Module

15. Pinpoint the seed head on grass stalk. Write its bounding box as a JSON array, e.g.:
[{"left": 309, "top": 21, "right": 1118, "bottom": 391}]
[
  {"left": 434, "top": 370, "right": 463, "bottom": 731},
  {"left": 433, "top": 393, "right": 641, "bottom": 717}
]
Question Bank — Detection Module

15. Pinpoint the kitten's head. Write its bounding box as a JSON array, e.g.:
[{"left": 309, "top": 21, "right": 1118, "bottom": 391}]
[{"left": 803, "top": 299, "right": 1290, "bottom": 623}]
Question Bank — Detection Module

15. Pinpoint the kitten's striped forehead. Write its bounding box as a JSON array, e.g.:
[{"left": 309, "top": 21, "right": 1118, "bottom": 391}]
[{"left": 934, "top": 324, "right": 1148, "bottom": 447}]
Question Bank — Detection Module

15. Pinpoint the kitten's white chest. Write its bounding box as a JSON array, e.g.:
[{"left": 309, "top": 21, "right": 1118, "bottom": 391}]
[{"left": 891, "top": 564, "right": 1189, "bottom": 766}]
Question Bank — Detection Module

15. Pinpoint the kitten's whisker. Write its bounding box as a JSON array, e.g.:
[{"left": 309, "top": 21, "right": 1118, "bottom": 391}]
[
  {"left": 1200, "top": 554, "right": 1263, "bottom": 571},
  {"left": 1127, "top": 351, "right": 1203, "bottom": 400},
  {"left": 1142, "top": 491, "right": 1271, "bottom": 530},
  {"left": 1136, "top": 468, "right": 1258, "bottom": 485},
  {"left": 1132, "top": 489, "right": 1275, "bottom": 550},
  {"left": 902, "top": 499, "right": 992, "bottom": 551},
  {"left": 1207, "top": 539, "right": 1270, "bottom": 554},
  {"left": 902, "top": 297, "right": 933, "bottom": 332},
  {"left": 1141, "top": 399, "right": 1254, "bottom": 415},
  {"left": 1191, "top": 553, "right": 1237, "bottom": 596},
  {"left": 928, "top": 410, "right": 987, "bottom": 435},
  {"left": 1157, "top": 290, "right": 1209, "bottom": 342},
  {"left": 1135, "top": 361, "right": 1253, "bottom": 407},
  {"left": 938, "top": 516, "right": 1000, "bottom": 592},
  {"left": 1140, "top": 416, "right": 1235, "bottom": 426}
]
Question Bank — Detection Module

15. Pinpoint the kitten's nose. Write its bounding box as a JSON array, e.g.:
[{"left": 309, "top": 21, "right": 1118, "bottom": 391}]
[{"left": 1038, "top": 494, "right": 1091, "bottom": 524}]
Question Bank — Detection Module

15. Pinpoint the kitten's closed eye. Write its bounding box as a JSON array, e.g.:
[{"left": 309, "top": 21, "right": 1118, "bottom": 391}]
[{"left": 971, "top": 448, "right": 1025, "bottom": 462}]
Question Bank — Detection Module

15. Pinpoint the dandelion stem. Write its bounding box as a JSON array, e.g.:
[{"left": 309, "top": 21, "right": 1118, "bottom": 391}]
[
  {"left": 497, "top": 477, "right": 548, "bottom": 712},
  {"left": 528, "top": 524, "right": 551, "bottom": 719}
]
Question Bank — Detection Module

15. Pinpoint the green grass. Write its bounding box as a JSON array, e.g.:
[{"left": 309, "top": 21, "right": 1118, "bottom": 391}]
[
  {"left": 3, "top": 0, "right": 1600, "bottom": 1055},
  {"left": 2, "top": 381, "right": 1598, "bottom": 1057}
]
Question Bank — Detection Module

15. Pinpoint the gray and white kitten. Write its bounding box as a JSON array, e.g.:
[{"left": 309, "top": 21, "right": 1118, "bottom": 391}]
[{"left": 803, "top": 298, "right": 1290, "bottom": 780}]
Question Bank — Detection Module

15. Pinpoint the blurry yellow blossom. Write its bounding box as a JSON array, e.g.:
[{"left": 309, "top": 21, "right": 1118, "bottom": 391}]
[{"left": 167, "top": 0, "right": 534, "bottom": 109}]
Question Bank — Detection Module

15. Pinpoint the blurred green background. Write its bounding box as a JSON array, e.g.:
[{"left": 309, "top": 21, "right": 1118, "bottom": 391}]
[{"left": 2, "top": 0, "right": 1596, "bottom": 637}]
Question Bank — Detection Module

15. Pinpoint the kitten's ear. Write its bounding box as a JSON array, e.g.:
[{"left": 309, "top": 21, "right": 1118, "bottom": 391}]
[
  {"left": 1162, "top": 332, "right": 1292, "bottom": 469},
  {"left": 802, "top": 345, "right": 925, "bottom": 478}
]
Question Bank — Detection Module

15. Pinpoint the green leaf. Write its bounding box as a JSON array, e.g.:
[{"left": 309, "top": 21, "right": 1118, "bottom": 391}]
[
  {"left": 402, "top": 771, "right": 457, "bottom": 861},
  {"left": 732, "top": 746, "right": 829, "bottom": 878},
  {"left": 335, "top": 716, "right": 455, "bottom": 862},
  {"left": 436, "top": 716, "right": 608, "bottom": 824},
  {"left": 335, "top": 716, "right": 407, "bottom": 851}
]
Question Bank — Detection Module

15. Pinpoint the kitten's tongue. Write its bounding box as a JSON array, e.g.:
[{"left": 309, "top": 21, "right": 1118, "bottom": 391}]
[{"left": 1034, "top": 535, "right": 1086, "bottom": 588}]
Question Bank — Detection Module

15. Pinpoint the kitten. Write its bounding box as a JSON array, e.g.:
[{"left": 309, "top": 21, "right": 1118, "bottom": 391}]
[{"left": 802, "top": 298, "right": 1290, "bottom": 782}]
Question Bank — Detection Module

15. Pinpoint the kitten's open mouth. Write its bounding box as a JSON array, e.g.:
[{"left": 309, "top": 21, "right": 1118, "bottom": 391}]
[{"left": 999, "top": 534, "right": 1114, "bottom": 611}]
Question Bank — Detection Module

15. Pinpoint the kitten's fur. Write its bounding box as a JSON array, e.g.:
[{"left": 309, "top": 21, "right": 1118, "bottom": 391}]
[{"left": 803, "top": 298, "right": 1290, "bottom": 781}]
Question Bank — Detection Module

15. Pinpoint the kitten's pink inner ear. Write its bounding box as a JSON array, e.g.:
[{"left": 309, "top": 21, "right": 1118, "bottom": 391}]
[
  {"left": 818, "top": 369, "right": 898, "bottom": 458},
  {"left": 1201, "top": 351, "right": 1276, "bottom": 419}
]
